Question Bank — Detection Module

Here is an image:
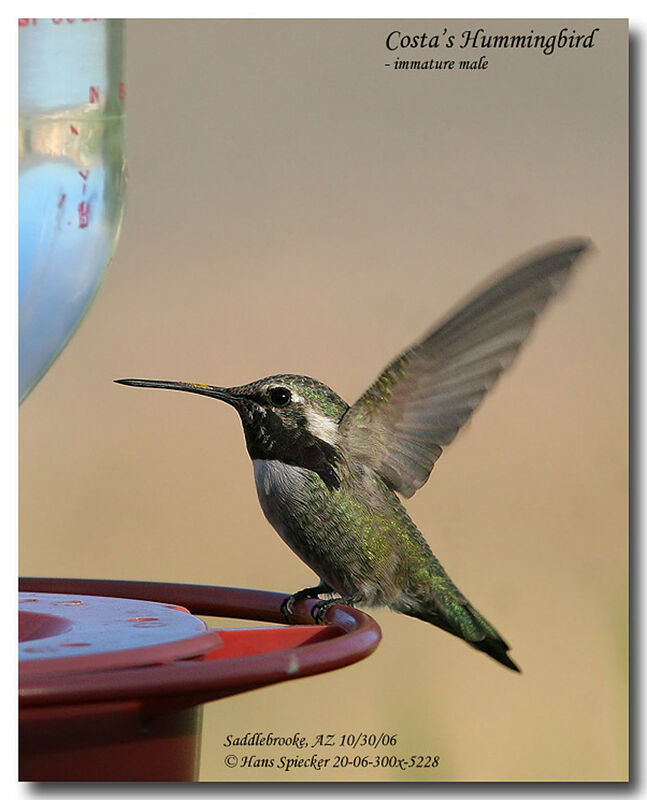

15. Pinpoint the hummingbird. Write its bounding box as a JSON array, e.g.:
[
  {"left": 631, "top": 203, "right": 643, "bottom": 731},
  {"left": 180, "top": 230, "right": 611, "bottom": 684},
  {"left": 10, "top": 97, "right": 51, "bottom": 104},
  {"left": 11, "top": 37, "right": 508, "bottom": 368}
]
[{"left": 117, "top": 238, "right": 590, "bottom": 672}]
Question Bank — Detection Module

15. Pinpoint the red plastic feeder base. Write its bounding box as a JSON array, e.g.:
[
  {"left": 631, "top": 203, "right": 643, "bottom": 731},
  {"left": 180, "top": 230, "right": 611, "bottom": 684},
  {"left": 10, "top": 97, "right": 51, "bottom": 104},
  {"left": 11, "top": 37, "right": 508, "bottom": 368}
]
[{"left": 19, "top": 578, "right": 381, "bottom": 782}]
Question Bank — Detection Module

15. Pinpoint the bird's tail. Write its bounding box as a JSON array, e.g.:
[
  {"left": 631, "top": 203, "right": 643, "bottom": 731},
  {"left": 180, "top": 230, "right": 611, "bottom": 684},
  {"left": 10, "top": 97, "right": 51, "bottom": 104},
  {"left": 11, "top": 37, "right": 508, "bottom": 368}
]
[{"left": 400, "top": 578, "right": 520, "bottom": 672}]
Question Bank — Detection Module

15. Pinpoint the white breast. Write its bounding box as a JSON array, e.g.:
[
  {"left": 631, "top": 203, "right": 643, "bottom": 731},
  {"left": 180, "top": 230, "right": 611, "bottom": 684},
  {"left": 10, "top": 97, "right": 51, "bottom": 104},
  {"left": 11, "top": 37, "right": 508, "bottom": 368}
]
[
  {"left": 253, "top": 458, "right": 310, "bottom": 496},
  {"left": 252, "top": 459, "right": 310, "bottom": 542}
]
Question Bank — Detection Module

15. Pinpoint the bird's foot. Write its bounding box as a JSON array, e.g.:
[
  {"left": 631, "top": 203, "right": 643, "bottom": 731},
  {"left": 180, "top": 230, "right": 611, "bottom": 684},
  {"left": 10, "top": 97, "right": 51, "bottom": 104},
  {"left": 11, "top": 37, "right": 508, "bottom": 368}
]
[
  {"left": 280, "top": 583, "right": 334, "bottom": 623},
  {"left": 311, "top": 596, "right": 356, "bottom": 624}
]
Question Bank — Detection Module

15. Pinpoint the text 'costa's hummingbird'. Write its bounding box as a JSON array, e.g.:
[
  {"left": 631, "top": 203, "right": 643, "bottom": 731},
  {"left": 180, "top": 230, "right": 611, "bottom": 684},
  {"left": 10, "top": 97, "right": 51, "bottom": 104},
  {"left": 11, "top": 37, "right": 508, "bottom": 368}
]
[{"left": 117, "top": 239, "right": 591, "bottom": 672}]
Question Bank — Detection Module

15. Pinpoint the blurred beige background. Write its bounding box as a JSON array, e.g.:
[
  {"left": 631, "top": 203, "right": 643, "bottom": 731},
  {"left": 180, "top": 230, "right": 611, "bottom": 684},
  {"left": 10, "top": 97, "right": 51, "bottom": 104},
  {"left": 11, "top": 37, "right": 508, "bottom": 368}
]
[{"left": 19, "top": 19, "right": 627, "bottom": 781}]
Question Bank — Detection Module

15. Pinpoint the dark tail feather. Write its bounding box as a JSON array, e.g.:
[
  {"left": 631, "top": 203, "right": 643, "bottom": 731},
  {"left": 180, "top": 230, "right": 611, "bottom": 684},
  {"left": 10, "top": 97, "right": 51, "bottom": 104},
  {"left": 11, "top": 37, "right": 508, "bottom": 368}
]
[
  {"left": 470, "top": 634, "right": 520, "bottom": 672},
  {"left": 404, "top": 598, "right": 521, "bottom": 673}
]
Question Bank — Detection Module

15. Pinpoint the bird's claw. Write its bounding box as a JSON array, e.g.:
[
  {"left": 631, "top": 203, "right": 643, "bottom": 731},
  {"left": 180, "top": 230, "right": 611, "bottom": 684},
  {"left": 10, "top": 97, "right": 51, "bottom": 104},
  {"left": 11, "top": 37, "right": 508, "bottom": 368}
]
[
  {"left": 311, "top": 600, "right": 334, "bottom": 624},
  {"left": 311, "top": 597, "right": 354, "bottom": 624},
  {"left": 280, "top": 595, "right": 296, "bottom": 621},
  {"left": 280, "top": 584, "right": 334, "bottom": 623}
]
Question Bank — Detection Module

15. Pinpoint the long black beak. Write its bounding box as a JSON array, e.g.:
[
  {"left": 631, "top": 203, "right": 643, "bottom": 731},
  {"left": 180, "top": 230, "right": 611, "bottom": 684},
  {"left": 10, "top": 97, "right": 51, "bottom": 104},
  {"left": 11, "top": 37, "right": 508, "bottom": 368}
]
[{"left": 115, "top": 378, "right": 237, "bottom": 404}]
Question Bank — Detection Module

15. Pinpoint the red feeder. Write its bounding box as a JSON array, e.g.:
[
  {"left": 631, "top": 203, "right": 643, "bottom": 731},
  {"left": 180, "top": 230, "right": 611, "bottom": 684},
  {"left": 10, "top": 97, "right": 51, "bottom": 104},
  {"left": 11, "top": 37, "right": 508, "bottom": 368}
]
[{"left": 18, "top": 577, "right": 381, "bottom": 782}]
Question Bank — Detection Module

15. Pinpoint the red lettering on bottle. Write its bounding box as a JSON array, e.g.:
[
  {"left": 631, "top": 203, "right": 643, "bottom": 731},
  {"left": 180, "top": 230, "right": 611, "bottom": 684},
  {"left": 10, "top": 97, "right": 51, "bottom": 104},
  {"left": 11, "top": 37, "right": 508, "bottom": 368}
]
[
  {"left": 89, "top": 86, "right": 100, "bottom": 103},
  {"left": 78, "top": 201, "right": 90, "bottom": 228},
  {"left": 78, "top": 200, "right": 90, "bottom": 228}
]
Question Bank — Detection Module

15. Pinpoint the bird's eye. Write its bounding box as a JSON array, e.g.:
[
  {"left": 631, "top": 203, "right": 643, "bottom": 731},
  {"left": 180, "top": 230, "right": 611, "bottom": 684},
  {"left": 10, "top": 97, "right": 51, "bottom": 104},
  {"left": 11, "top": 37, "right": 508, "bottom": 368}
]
[{"left": 269, "top": 387, "right": 291, "bottom": 407}]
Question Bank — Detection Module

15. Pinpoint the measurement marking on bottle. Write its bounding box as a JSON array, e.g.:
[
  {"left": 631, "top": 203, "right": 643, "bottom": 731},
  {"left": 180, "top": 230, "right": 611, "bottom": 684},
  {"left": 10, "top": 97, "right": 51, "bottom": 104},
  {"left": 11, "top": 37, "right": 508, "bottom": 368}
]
[
  {"left": 19, "top": 18, "right": 100, "bottom": 25},
  {"left": 76, "top": 169, "right": 91, "bottom": 220},
  {"left": 53, "top": 19, "right": 100, "bottom": 24},
  {"left": 78, "top": 201, "right": 90, "bottom": 229}
]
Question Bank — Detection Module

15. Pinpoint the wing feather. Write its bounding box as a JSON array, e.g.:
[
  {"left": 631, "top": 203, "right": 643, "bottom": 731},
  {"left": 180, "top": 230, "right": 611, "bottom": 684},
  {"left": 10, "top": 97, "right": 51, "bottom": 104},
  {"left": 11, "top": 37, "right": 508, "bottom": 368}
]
[{"left": 340, "top": 239, "right": 591, "bottom": 497}]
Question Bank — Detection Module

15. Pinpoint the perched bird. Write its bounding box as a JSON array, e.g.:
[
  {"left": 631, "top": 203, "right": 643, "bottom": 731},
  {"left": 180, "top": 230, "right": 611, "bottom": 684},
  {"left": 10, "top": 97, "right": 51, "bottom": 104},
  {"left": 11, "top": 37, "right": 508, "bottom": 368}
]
[{"left": 117, "top": 238, "right": 590, "bottom": 672}]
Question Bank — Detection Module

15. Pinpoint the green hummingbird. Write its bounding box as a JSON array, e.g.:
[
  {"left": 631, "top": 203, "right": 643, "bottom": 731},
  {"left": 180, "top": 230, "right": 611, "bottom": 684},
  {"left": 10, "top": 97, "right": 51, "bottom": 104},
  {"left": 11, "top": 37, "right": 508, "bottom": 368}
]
[{"left": 117, "top": 238, "right": 590, "bottom": 672}]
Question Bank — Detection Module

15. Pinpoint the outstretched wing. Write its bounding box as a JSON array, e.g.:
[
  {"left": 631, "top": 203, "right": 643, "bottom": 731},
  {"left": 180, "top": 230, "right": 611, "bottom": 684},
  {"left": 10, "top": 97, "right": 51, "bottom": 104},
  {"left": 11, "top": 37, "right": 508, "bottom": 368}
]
[{"left": 339, "top": 238, "right": 591, "bottom": 498}]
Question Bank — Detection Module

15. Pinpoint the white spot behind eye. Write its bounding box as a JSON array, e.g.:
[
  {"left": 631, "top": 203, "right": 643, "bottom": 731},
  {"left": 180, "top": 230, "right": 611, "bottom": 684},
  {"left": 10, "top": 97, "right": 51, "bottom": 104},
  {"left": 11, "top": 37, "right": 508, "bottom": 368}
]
[{"left": 303, "top": 408, "right": 339, "bottom": 444}]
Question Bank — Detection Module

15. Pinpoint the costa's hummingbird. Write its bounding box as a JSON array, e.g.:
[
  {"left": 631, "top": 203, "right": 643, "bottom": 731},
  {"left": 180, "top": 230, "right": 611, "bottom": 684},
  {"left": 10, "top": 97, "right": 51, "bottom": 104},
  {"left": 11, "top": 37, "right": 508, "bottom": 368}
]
[{"left": 117, "top": 239, "right": 590, "bottom": 672}]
